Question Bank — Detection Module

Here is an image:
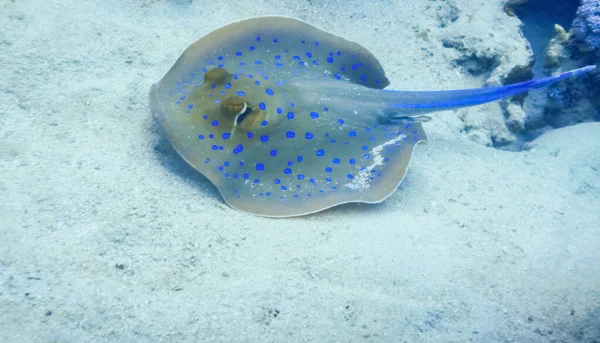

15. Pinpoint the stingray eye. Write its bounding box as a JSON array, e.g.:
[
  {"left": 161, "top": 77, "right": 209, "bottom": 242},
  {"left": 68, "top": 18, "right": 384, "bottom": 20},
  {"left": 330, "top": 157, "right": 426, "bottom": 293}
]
[
  {"left": 235, "top": 105, "right": 252, "bottom": 125},
  {"left": 203, "top": 67, "right": 231, "bottom": 87},
  {"left": 233, "top": 105, "right": 268, "bottom": 132},
  {"left": 220, "top": 96, "right": 247, "bottom": 117}
]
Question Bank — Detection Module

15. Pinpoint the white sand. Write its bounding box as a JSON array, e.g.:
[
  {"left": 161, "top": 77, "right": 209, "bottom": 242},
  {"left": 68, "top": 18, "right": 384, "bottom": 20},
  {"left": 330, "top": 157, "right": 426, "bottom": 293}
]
[{"left": 1, "top": 0, "right": 599, "bottom": 342}]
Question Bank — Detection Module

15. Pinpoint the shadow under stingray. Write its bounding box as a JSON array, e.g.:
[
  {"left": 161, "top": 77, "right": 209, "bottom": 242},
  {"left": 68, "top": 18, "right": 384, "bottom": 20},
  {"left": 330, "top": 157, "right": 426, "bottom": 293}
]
[{"left": 150, "top": 119, "right": 222, "bottom": 201}]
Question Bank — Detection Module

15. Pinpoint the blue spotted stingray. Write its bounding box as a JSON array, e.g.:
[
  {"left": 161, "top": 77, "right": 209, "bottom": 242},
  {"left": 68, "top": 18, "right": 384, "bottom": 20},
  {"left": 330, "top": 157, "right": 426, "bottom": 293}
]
[{"left": 150, "top": 16, "right": 595, "bottom": 217}]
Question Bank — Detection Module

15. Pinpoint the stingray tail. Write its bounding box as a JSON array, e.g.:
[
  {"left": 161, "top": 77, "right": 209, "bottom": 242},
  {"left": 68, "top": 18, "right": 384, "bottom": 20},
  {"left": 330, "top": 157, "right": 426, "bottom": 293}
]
[{"left": 385, "top": 65, "right": 596, "bottom": 118}]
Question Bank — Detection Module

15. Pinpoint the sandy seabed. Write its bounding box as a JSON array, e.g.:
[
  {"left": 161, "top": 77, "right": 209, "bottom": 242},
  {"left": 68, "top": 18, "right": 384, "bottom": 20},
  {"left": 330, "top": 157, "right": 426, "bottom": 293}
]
[{"left": 1, "top": 0, "right": 599, "bottom": 342}]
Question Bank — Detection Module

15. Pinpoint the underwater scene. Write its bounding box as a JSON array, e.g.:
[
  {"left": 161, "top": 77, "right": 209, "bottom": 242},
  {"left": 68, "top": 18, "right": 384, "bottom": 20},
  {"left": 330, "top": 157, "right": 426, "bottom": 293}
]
[{"left": 1, "top": 0, "right": 599, "bottom": 342}]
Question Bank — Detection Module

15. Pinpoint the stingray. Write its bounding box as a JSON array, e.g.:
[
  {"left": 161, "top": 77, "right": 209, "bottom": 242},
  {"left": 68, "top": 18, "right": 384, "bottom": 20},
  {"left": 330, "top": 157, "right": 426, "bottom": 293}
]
[{"left": 150, "top": 16, "right": 595, "bottom": 217}]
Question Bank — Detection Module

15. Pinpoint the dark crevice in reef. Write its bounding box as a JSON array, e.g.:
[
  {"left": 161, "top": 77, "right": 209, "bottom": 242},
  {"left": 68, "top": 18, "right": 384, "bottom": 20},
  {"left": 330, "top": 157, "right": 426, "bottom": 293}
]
[
  {"left": 510, "top": 0, "right": 579, "bottom": 77},
  {"left": 500, "top": 0, "right": 597, "bottom": 151}
]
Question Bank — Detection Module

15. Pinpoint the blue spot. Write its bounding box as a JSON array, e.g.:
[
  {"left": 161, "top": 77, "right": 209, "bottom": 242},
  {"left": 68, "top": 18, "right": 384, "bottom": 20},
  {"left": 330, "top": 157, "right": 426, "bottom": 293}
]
[
  {"left": 247, "top": 132, "right": 254, "bottom": 139},
  {"left": 261, "top": 120, "right": 268, "bottom": 126},
  {"left": 243, "top": 173, "right": 249, "bottom": 179},
  {"left": 284, "top": 168, "right": 292, "bottom": 175},
  {"left": 224, "top": 162, "right": 229, "bottom": 166},
  {"left": 256, "top": 164, "right": 264, "bottom": 171},
  {"left": 218, "top": 64, "right": 224, "bottom": 68},
  {"left": 349, "top": 131, "right": 356, "bottom": 137},
  {"left": 287, "top": 161, "right": 293, "bottom": 166},
  {"left": 233, "top": 144, "right": 243, "bottom": 154},
  {"left": 212, "top": 120, "right": 219, "bottom": 127},
  {"left": 249, "top": 46, "right": 255, "bottom": 50},
  {"left": 361, "top": 74, "right": 367, "bottom": 83},
  {"left": 188, "top": 104, "right": 194, "bottom": 109},
  {"left": 325, "top": 167, "right": 332, "bottom": 173},
  {"left": 247, "top": 74, "right": 253, "bottom": 78},
  {"left": 203, "top": 114, "right": 208, "bottom": 119},
  {"left": 362, "top": 145, "right": 368, "bottom": 150},
  {"left": 316, "top": 149, "right": 325, "bottom": 156},
  {"left": 297, "top": 174, "right": 305, "bottom": 180},
  {"left": 236, "top": 51, "right": 242, "bottom": 56},
  {"left": 324, "top": 107, "right": 329, "bottom": 111},
  {"left": 255, "top": 80, "right": 261, "bottom": 86},
  {"left": 260, "top": 135, "right": 269, "bottom": 142},
  {"left": 255, "top": 60, "right": 262, "bottom": 65},
  {"left": 222, "top": 132, "right": 231, "bottom": 139},
  {"left": 281, "top": 186, "right": 287, "bottom": 191},
  {"left": 277, "top": 107, "right": 283, "bottom": 114},
  {"left": 259, "top": 102, "right": 266, "bottom": 110},
  {"left": 211, "top": 145, "right": 218, "bottom": 150},
  {"left": 273, "top": 39, "right": 278, "bottom": 43},
  {"left": 338, "top": 119, "right": 344, "bottom": 125},
  {"left": 364, "top": 154, "right": 370, "bottom": 159},
  {"left": 198, "top": 134, "right": 204, "bottom": 140},
  {"left": 266, "top": 192, "right": 271, "bottom": 196},
  {"left": 254, "top": 179, "right": 259, "bottom": 184},
  {"left": 310, "top": 178, "right": 316, "bottom": 184},
  {"left": 327, "top": 57, "right": 334, "bottom": 63},
  {"left": 315, "top": 41, "right": 320, "bottom": 46},
  {"left": 305, "top": 132, "right": 313, "bottom": 140},
  {"left": 270, "top": 149, "right": 277, "bottom": 156},
  {"left": 306, "top": 52, "right": 312, "bottom": 58},
  {"left": 274, "top": 63, "right": 283, "bottom": 67},
  {"left": 236, "top": 91, "right": 245, "bottom": 96},
  {"left": 347, "top": 174, "right": 354, "bottom": 179},
  {"left": 349, "top": 158, "right": 356, "bottom": 164},
  {"left": 266, "top": 88, "right": 274, "bottom": 96},
  {"left": 313, "top": 60, "right": 319, "bottom": 66},
  {"left": 224, "top": 83, "right": 231, "bottom": 89},
  {"left": 334, "top": 74, "right": 341, "bottom": 80},
  {"left": 326, "top": 177, "right": 332, "bottom": 182},
  {"left": 310, "top": 112, "right": 319, "bottom": 119},
  {"left": 256, "top": 36, "right": 261, "bottom": 42},
  {"left": 233, "top": 174, "right": 239, "bottom": 178},
  {"left": 274, "top": 179, "right": 281, "bottom": 184},
  {"left": 297, "top": 156, "right": 303, "bottom": 162},
  {"left": 286, "top": 131, "right": 296, "bottom": 138},
  {"left": 293, "top": 55, "right": 300, "bottom": 60},
  {"left": 274, "top": 55, "right": 281, "bottom": 59},
  {"left": 209, "top": 134, "right": 214, "bottom": 139},
  {"left": 285, "top": 112, "right": 294, "bottom": 120},
  {"left": 332, "top": 158, "right": 340, "bottom": 164}
]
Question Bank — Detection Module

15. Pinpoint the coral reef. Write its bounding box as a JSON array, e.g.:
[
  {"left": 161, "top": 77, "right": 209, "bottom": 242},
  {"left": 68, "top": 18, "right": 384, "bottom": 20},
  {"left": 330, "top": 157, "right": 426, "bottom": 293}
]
[
  {"left": 520, "top": 2, "right": 600, "bottom": 135},
  {"left": 570, "top": 0, "right": 600, "bottom": 54}
]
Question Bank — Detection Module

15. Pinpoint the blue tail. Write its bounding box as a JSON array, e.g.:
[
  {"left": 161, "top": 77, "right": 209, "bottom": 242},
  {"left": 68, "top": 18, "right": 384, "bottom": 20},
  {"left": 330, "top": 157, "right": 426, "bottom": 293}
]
[{"left": 386, "top": 65, "right": 595, "bottom": 115}]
